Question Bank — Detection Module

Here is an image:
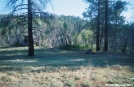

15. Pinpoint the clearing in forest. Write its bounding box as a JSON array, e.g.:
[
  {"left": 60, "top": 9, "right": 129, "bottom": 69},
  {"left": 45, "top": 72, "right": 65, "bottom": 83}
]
[{"left": 0, "top": 47, "right": 134, "bottom": 87}]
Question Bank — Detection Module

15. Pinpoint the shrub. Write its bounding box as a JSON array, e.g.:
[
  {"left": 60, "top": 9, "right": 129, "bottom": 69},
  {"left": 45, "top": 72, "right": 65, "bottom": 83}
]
[
  {"left": 64, "top": 78, "right": 75, "bottom": 87},
  {"left": 59, "top": 44, "right": 95, "bottom": 50},
  {"left": 59, "top": 44, "right": 80, "bottom": 50}
]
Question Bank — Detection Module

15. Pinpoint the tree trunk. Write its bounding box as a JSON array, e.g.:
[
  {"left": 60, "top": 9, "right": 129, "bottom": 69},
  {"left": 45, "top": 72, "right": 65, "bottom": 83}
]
[
  {"left": 75, "top": 24, "right": 82, "bottom": 45},
  {"left": 104, "top": 0, "right": 108, "bottom": 52},
  {"left": 28, "top": 0, "right": 34, "bottom": 56},
  {"left": 113, "top": 15, "right": 118, "bottom": 51},
  {"left": 96, "top": 0, "right": 101, "bottom": 51},
  {"left": 122, "top": 45, "right": 126, "bottom": 53}
]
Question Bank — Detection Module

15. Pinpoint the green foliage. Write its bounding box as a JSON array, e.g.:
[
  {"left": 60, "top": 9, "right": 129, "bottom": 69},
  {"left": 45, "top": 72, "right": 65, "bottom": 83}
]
[
  {"left": 0, "top": 0, "right": 133, "bottom": 55},
  {"left": 63, "top": 22, "right": 68, "bottom": 29},
  {"left": 59, "top": 44, "right": 94, "bottom": 50},
  {"left": 81, "top": 80, "right": 93, "bottom": 87},
  {"left": 64, "top": 78, "right": 75, "bottom": 87},
  {"left": 59, "top": 44, "right": 81, "bottom": 50},
  {"left": 83, "top": 0, "right": 131, "bottom": 53},
  {"left": 114, "top": 1, "right": 127, "bottom": 10},
  {"left": 13, "top": 41, "right": 22, "bottom": 47},
  {"left": 79, "top": 44, "right": 94, "bottom": 50},
  {"left": 80, "top": 30, "right": 93, "bottom": 42}
]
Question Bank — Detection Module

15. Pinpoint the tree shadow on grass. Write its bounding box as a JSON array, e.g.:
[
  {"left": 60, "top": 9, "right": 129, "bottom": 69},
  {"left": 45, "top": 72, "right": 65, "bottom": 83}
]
[{"left": 0, "top": 47, "right": 134, "bottom": 72}]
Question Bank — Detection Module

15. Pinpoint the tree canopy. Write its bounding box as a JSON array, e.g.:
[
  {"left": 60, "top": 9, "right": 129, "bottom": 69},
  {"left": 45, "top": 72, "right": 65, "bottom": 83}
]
[{"left": 0, "top": 0, "right": 134, "bottom": 54}]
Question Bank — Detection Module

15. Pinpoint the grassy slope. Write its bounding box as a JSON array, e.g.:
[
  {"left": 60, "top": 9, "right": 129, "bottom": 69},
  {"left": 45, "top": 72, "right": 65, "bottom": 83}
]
[{"left": 0, "top": 47, "right": 134, "bottom": 87}]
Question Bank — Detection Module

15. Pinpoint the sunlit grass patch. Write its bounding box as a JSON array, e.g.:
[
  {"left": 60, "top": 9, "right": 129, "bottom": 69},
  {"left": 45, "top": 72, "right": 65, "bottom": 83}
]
[{"left": 0, "top": 66, "right": 133, "bottom": 87}]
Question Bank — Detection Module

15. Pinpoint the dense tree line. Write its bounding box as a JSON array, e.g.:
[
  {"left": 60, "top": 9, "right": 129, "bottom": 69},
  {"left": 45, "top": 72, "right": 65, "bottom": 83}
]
[
  {"left": 83, "top": 0, "right": 134, "bottom": 54},
  {"left": 0, "top": 0, "right": 134, "bottom": 55},
  {"left": 1, "top": 0, "right": 52, "bottom": 56},
  {"left": 0, "top": 14, "right": 94, "bottom": 49}
]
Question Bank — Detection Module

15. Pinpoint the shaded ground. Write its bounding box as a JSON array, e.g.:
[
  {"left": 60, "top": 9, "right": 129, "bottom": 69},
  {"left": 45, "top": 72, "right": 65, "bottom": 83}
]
[
  {"left": 0, "top": 47, "right": 134, "bottom": 87},
  {"left": 0, "top": 47, "right": 134, "bottom": 68}
]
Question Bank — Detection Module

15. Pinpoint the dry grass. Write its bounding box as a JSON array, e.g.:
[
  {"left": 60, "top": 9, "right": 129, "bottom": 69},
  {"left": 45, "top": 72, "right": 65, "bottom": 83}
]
[
  {"left": 0, "top": 66, "right": 134, "bottom": 87},
  {"left": 0, "top": 47, "right": 134, "bottom": 87}
]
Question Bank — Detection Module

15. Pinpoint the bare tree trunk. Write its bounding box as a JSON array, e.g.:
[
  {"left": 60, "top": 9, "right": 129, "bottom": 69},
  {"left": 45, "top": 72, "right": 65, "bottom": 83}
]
[
  {"left": 28, "top": 0, "right": 34, "bottom": 56},
  {"left": 104, "top": 0, "right": 108, "bottom": 52},
  {"left": 66, "top": 34, "right": 72, "bottom": 45},
  {"left": 75, "top": 24, "right": 82, "bottom": 45}
]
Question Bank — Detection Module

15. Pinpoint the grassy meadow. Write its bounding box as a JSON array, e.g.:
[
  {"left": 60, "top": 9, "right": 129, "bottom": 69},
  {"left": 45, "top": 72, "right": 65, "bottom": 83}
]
[{"left": 0, "top": 47, "right": 134, "bottom": 87}]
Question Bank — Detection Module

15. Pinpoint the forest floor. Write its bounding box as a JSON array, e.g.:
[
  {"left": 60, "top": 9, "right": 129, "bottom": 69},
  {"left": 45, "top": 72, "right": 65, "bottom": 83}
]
[{"left": 0, "top": 47, "right": 134, "bottom": 87}]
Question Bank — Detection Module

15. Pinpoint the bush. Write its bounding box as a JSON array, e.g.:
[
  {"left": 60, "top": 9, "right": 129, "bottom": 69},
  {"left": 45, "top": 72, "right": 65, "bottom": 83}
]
[
  {"left": 59, "top": 44, "right": 80, "bottom": 50},
  {"left": 59, "top": 44, "right": 95, "bottom": 50}
]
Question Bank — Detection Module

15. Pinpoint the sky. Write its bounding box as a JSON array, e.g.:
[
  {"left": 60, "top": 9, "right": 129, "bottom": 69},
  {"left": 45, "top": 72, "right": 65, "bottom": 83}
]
[
  {"left": 45, "top": 0, "right": 88, "bottom": 18},
  {"left": 0, "top": 0, "right": 88, "bottom": 18},
  {"left": 0, "top": 0, "right": 133, "bottom": 20}
]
